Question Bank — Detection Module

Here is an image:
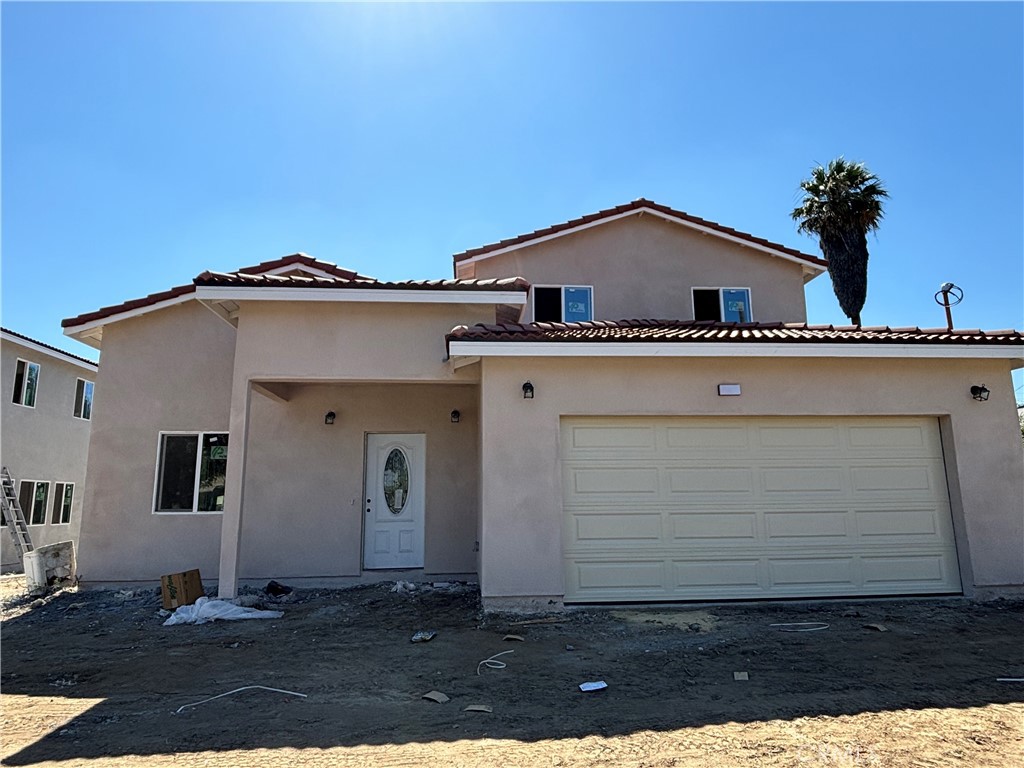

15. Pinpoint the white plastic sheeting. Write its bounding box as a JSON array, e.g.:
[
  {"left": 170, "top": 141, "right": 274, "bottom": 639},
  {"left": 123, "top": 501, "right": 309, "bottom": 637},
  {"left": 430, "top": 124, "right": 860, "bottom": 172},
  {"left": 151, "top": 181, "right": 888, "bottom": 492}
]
[{"left": 162, "top": 596, "right": 283, "bottom": 626}]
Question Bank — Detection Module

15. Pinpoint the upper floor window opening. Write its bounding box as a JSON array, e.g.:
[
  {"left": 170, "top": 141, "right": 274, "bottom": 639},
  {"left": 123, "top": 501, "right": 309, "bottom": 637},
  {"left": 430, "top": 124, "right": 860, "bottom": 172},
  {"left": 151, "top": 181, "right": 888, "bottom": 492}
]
[
  {"left": 693, "top": 288, "right": 752, "bottom": 323},
  {"left": 74, "top": 378, "right": 94, "bottom": 420},
  {"left": 12, "top": 359, "right": 40, "bottom": 407},
  {"left": 532, "top": 286, "right": 593, "bottom": 323}
]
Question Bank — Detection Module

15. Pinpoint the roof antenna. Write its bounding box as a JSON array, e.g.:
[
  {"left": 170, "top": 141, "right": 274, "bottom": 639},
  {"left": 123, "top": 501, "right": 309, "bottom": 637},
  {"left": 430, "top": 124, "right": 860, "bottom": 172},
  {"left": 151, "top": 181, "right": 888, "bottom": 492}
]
[{"left": 934, "top": 282, "right": 963, "bottom": 331}]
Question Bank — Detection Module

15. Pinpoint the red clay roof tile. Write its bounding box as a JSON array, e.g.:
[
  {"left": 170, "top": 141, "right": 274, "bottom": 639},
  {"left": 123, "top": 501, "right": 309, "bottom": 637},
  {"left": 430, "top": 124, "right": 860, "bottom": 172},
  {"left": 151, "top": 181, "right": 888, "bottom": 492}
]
[{"left": 445, "top": 320, "right": 1024, "bottom": 346}]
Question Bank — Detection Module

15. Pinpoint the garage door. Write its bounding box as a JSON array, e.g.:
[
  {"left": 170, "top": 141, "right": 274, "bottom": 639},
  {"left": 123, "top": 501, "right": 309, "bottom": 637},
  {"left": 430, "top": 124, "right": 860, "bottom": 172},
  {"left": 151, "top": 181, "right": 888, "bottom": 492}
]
[{"left": 561, "top": 417, "right": 961, "bottom": 602}]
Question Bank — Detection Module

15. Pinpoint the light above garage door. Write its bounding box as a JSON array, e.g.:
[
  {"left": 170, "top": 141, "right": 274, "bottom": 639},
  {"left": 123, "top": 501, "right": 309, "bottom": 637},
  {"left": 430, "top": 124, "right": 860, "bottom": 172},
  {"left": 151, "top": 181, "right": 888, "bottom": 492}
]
[{"left": 561, "top": 417, "right": 962, "bottom": 603}]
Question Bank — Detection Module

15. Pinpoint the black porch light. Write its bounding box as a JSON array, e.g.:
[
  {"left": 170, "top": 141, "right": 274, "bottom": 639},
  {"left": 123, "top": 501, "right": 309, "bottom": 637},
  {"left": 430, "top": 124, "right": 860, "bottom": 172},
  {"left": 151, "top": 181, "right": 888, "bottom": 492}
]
[
  {"left": 970, "top": 385, "right": 990, "bottom": 402},
  {"left": 522, "top": 381, "right": 535, "bottom": 399},
  {"left": 450, "top": 409, "right": 461, "bottom": 423},
  {"left": 324, "top": 411, "right": 337, "bottom": 425}
]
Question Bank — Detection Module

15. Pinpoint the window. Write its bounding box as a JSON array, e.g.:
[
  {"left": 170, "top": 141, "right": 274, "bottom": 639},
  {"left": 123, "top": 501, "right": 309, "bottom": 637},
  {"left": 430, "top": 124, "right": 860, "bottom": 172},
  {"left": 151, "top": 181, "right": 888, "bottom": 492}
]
[
  {"left": 52, "top": 483, "right": 74, "bottom": 524},
  {"left": 74, "top": 379, "right": 94, "bottom": 420},
  {"left": 154, "top": 432, "right": 229, "bottom": 513},
  {"left": 533, "top": 286, "right": 593, "bottom": 322},
  {"left": 692, "top": 288, "right": 752, "bottom": 323},
  {"left": 18, "top": 480, "right": 50, "bottom": 526},
  {"left": 12, "top": 359, "right": 40, "bottom": 407}
]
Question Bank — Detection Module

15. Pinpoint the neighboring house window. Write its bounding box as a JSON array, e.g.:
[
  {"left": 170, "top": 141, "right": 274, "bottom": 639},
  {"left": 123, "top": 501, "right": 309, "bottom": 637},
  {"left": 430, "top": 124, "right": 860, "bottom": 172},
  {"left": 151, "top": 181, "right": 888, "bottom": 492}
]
[
  {"left": 533, "top": 286, "right": 593, "bottom": 322},
  {"left": 18, "top": 480, "right": 50, "bottom": 526},
  {"left": 12, "top": 359, "right": 40, "bottom": 407},
  {"left": 74, "top": 379, "right": 94, "bottom": 420},
  {"left": 693, "top": 288, "right": 753, "bottom": 323},
  {"left": 52, "top": 482, "right": 74, "bottom": 524},
  {"left": 154, "top": 432, "right": 229, "bottom": 513}
]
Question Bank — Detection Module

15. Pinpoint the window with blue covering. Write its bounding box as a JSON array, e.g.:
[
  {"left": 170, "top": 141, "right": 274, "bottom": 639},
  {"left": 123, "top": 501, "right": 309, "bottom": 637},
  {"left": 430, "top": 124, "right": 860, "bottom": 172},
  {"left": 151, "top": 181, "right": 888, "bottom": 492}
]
[
  {"left": 693, "top": 288, "right": 752, "bottom": 323},
  {"left": 533, "top": 286, "right": 593, "bottom": 322}
]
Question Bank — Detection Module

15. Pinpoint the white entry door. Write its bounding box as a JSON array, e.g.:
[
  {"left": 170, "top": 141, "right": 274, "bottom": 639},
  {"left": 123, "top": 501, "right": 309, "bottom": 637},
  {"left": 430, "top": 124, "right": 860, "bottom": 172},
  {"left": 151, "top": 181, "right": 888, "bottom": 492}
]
[{"left": 363, "top": 433, "right": 426, "bottom": 569}]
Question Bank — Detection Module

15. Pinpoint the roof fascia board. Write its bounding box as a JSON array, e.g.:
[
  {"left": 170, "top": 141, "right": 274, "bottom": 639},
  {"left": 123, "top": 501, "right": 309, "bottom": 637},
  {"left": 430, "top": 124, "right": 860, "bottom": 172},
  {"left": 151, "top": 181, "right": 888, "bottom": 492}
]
[
  {"left": 62, "top": 292, "right": 197, "bottom": 339},
  {"left": 447, "top": 340, "right": 1024, "bottom": 361},
  {"left": 195, "top": 286, "right": 528, "bottom": 305},
  {"left": 456, "top": 207, "right": 827, "bottom": 274},
  {"left": 0, "top": 332, "right": 99, "bottom": 371}
]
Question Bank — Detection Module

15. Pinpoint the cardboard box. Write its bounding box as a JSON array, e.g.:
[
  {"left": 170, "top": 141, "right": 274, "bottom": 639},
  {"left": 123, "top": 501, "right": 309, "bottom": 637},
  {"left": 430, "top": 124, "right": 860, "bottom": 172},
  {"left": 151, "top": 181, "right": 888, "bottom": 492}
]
[{"left": 161, "top": 569, "right": 204, "bottom": 610}]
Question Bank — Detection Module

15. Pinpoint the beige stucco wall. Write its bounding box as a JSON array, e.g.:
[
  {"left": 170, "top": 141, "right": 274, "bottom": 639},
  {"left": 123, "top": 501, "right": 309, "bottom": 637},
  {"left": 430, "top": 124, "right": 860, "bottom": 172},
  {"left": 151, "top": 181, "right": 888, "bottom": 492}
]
[
  {"left": 477, "top": 355, "right": 1024, "bottom": 602},
  {"left": 75, "top": 302, "right": 236, "bottom": 582},
  {"left": 468, "top": 214, "right": 811, "bottom": 323},
  {"left": 1, "top": 338, "right": 96, "bottom": 569},
  {"left": 76, "top": 298, "right": 498, "bottom": 583},
  {"left": 238, "top": 382, "right": 479, "bottom": 579}
]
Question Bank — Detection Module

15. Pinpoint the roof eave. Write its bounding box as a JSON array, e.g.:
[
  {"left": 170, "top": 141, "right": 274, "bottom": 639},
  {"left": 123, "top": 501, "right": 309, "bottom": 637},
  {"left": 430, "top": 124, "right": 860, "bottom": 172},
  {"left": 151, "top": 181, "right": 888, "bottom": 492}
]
[{"left": 447, "top": 339, "right": 1024, "bottom": 362}]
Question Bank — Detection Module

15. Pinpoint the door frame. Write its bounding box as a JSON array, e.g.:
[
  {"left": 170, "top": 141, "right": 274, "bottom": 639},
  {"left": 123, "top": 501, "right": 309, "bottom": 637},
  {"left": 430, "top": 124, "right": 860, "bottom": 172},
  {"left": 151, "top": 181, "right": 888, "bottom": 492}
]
[{"left": 362, "top": 432, "right": 426, "bottom": 570}]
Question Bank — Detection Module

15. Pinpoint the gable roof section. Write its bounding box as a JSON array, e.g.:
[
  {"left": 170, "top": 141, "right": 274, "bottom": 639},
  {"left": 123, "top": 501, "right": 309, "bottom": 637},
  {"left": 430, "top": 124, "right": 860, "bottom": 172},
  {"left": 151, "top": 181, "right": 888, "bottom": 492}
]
[
  {"left": 194, "top": 271, "right": 529, "bottom": 292},
  {"left": 63, "top": 253, "right": 531, "bottom": 348},
  {"left": 452, "top": 199, "right": 829, "bottom": 274},
  {"left": 1, "top": 327, "right": 99, "bottom": 370},
  {"left": 446, "top": 320, "right": 1024, "bottom": 361}
]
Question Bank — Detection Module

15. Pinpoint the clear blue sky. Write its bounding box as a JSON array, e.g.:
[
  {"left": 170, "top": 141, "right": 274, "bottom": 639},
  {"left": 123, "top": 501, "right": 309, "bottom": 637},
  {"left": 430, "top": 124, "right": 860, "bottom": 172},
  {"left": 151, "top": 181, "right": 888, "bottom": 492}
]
[{"left": 2, "top": 3, "right": 1022, "bottom": 399}]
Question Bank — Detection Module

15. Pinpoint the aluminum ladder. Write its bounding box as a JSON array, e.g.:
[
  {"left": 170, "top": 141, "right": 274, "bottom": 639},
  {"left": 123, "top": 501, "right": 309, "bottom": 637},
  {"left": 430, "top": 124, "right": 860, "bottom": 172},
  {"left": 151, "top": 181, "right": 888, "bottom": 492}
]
[{"left": 1, "top": 466, "right": 34, "bottom": 558}]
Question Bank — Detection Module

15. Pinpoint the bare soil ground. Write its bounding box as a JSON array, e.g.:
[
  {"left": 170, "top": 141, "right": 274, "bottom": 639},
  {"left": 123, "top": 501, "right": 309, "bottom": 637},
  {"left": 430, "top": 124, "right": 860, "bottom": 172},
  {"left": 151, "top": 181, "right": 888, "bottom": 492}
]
[{"left": 1, "top": 576, "right": 1022, "bottom": 767}]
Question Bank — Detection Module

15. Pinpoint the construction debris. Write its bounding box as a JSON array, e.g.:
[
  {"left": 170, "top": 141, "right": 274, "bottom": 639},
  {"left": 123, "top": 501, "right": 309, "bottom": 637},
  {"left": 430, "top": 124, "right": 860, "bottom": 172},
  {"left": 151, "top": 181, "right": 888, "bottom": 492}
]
[
  {"left": 175, "top": 685, "right": 306, "bottom": 714},
  {"left": 463, "top": 704, "right": 493, "bottom": 713},
  {"left": 579, "top": 681, "right": 607, "bottom": 692},
  {"left": 411, "top": 630, "right": 437, "bottom": 643},
  {"left": 503, "top": 634, "right": 525, "bottom": 642},
  {"left": 421, "top": 690, "right": 450, "bottom": 703}
]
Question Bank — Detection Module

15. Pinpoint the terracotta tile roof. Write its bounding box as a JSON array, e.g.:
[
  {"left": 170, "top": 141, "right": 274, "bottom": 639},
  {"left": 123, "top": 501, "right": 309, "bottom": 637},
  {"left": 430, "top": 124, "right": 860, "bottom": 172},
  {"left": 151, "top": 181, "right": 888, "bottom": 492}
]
[
  {"left": 194, "top": 271, "right": 531, "bottom": 292},
  {"left": 234, "top": 253, "right": 375, "bottom": 280},
  {"left": 446, "top": 319, "right": 1024, "bottom": 346},
  {"left": 63, "top": 254, "right": 382, "bottom": 329},
  {"left": 452, "top": 198, "right": 828, "bottom": 268},
  {"left": 1, "top": 327, "right": 99, "bottom": 367}
]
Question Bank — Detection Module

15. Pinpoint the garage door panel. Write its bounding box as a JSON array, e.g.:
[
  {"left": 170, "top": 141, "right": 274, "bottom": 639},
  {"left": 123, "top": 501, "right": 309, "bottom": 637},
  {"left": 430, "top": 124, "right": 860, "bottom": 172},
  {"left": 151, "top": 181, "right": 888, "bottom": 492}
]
[
  {"left": 765, "top": 511, "right": 849, "bottom": 539},
  {"left": 761, "top": 467, "right": 846, "bottom": 493},
  {"left": 574, "top": 513, "right": 662, "bottom": 542},
  {"left": 851, "top": 465, "right": 935, "bottom": 493},
  {"left": 562, "top": 416, "right": 961, "bottom": 602},
  {"left": 861, "top": 553, "right": 953, "bottom": 585},
  {"left": 567, "top": 467, "right": 660, "bottom": 495},
  {"left": 768, "top": 557, "right": 857, "bottom": 587},
  {"left": 757, "top": 425, "right": 841, "bottom": 449},
  {"left": 855, "top": 508, "right": 941, "bottom": 538},
  {"left": 671, "top": 512, "right": 757, "bottom": 540},
  {"left": 666, "top": 425, "right": 749, "bottom": 450},
  {"left": 667, "top": 467, "right": 754, "bottom": 494},
  {"left": 572, "top": 561, "right": 665, "bottom": 591},
  {"left": 568, "top": 425, "right": 656, "bottom": 451},
  {"left": 673, "top": 559, "right": 761, "bottom": 588}
]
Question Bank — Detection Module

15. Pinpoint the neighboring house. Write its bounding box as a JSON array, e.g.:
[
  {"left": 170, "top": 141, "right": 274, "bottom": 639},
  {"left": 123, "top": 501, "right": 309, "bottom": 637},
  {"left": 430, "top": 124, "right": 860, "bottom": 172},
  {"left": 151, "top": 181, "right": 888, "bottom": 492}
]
[
  {"left": 1, "top": 328, "right": 98, "bottom": 571},
  {"left": 63, "top": 202, "right": 1024, "bottom": 609}
]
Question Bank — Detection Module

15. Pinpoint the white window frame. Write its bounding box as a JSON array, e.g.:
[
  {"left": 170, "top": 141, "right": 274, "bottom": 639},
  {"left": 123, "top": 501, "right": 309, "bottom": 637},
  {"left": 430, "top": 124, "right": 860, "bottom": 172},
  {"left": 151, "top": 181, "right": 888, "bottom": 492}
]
[
  {"left": 19, "top": 480, "right": 50, "bottom": 526},
  {"left": 12, "top": 358, "right": 41, "bottom": 409},
  {"left": 73, "top": 378, "right": 95, "bottom": 420},
  {"left": 691, "top": 286, "right": 754, "bottom": 323},
  {"left": 529, "top": 285, "right": 595, "bottom": 323},
  {"left": 52, "top": 482, "right": 75, "bottom": 525},
  {"left": 152, "top": 431, "right": 229, "bottom": 515}
]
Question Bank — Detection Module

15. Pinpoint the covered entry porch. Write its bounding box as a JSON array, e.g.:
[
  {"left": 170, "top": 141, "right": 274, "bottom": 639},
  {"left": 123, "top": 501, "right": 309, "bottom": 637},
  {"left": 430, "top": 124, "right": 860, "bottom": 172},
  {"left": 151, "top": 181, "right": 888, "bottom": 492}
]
[{"left": 216, "top": 380, "right": 480, "bottom": 595}]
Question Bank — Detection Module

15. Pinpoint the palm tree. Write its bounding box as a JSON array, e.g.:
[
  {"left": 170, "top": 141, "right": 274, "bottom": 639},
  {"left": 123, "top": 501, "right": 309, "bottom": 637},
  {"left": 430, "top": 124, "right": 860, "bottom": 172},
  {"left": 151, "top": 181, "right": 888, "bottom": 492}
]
[{"left": 792, "top": 158, "right": 889, "bottom": 326}]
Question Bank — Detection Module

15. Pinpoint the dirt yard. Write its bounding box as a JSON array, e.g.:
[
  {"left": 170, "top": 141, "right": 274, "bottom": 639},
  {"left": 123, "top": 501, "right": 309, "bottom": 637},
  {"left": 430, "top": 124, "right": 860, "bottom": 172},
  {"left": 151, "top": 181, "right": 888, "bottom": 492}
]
[{"left": 1, "top": 576, "right": 1021, "bottom": 767}]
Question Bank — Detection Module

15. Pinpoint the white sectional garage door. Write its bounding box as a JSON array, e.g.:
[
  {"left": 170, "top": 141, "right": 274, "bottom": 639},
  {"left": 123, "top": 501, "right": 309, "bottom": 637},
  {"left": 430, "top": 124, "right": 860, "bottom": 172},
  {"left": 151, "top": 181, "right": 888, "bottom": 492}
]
[{"left": 561, "top": 417, "right": 961, "bottom": 602}]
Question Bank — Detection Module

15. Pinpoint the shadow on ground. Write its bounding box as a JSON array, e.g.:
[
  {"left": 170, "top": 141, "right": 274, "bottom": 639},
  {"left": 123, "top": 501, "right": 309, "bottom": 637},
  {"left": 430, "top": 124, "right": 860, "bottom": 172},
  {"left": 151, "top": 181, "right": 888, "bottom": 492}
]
[{"left": 2, "top": 583, "right": 1022, "bottom": 764}]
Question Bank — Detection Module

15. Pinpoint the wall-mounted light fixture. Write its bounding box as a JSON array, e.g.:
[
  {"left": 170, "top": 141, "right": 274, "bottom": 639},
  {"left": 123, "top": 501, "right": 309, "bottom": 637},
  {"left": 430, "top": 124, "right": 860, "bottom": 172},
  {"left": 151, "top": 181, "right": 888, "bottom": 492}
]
[
  {"left": 324, "top": 411, "right": 337, "bottom": 425},
  {"left": 522, "top": 381, "right": 535, "bottom": 399},
  {"left": 450, "top": 409, "right": 461, "bottom": 423},
  {"left": 970, "top": 385, "right": 990, "bottom": 402}
]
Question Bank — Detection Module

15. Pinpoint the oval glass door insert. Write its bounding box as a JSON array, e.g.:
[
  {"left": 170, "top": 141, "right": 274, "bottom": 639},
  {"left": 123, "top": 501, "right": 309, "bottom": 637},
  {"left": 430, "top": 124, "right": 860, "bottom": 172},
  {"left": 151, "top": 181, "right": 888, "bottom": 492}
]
[{"left": 383, "top": 448, "right": 410, "bottom": 514}]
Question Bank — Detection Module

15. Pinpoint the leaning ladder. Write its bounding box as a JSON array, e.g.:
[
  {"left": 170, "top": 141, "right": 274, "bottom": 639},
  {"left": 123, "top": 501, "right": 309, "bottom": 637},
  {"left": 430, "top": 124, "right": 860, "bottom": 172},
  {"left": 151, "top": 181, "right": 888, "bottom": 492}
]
[{"left": 1, "top": 467, "right": 34, "bottom": 559}]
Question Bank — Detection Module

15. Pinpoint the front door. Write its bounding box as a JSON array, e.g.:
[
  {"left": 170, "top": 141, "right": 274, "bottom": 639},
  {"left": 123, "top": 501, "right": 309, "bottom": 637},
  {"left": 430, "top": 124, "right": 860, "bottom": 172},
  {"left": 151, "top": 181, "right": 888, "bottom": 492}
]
[{"left": 363, "top": 433, "right": 425, "bottom": 569}]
